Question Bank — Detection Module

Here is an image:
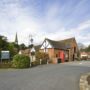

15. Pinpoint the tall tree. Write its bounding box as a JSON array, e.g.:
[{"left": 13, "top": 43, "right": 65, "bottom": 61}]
[
  {"left": 9, "top": 42, "right": 18, "bottom": 57},
  {"left": 85, "top": 45, "right": 90, "bottom": 52},
  {"left": 0, "top": 35, "right": 9, "bottom": 58},
  {"left": 0, "top": 35, "right": 9, "bottom": 50},
  {"left": 19, "top": 43, "right": 26, "bottom": 50}
]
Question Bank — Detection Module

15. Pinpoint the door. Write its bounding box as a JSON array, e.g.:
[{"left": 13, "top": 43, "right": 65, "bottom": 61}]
[{"left": 59, "top": 51, "right": 65, "bottom": 62}]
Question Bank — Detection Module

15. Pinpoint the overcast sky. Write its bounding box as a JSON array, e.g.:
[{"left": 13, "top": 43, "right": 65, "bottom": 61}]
[{"left": 0, "top": 0, "right": 90, "bottom": 46}]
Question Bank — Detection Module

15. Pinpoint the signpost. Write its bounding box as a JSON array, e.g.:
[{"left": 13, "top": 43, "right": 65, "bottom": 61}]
[{"left": 1, "top": 51, "right": 10, "bottom": 62}]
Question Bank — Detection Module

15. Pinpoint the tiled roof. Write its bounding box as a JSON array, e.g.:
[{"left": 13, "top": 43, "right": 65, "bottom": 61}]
[
  {"left": 81, "top": 52, "right": 88, "bottom": 55},
  {"left": 59, "top": 37, "right": 75, "bottom": 49},
  {"left": 46, "top": 39, "right": 67, "bottom": 50},
  {"left": 45, "top": 37, "right": 75, "bottom": 50},
  {"left": 59, "top": 37, "right": 75, "bottom": 43}
]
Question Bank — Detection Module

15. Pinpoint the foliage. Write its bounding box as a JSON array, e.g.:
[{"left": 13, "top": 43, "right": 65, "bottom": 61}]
[
  {"left": 85, "top": 45, "right": 90, "bottom": 52},
  {"left": 80, "top": 45, "right": 90, "bottom": 53},
  {"left": 0, "top": 35, "right": 9, "bottom": 59},
  {"left": 12, "top": 54, "right": 30, "bottom": 68},
  {"left": 14, "top": 44, "right": 19, "bottom": 51},
  {"left": 75, "top": 57, "right": 80, "bottom": 61},
  {"left": 35, "top": 52, "right": 49, "bottom": 64},
  {"left": 9, "top": 43, "right": 18, "bottom": 58},
  {"left": 0, "top": 35, "right": 19, "bottom": 59},
  {"left": 80, "top": 48, "right": 86, "bottom": 52},
  {"left": 0, "top": 35, "right": 9, "bottom": 50},
  {"left": 19, "top": 43, "right": 26, "bottom": 50},
  {"left": 28, "top": 44, "right": 33, "bottom": 48},
  {"left": 41, "top": 53, "right": 49, "bottom": 64},
  {"left": 81, "top": 57, "right": 87, "bottom": 60},
  {"left": 31, "top": 60, "right": 40, "bottom": 67},
  {"left": 35, "top": 51, "right": 41, "bottom": 60}
]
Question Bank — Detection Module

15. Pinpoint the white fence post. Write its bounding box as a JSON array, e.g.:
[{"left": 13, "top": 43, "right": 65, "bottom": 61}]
[
  {"left": 47, "top": 59, "right": 48, "bottom": 64},
  {"left": 40, "top": 59, "right": 42, "bottom": 65},
  {"left": 30, "top": 56, "right": 32, "bottom": 67}
]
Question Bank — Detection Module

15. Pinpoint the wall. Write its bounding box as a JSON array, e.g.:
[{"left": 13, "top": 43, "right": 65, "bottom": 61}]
[
  {"left": 40, "top": 49, "right": 68, "bottom": 63},
  {"left": 69, "top": 39, "right": 79, "bottom": 61}
]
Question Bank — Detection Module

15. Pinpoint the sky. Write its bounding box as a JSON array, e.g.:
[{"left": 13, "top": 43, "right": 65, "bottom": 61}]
[{"left": 0, "top": 0, "right": 90, "bottom": 46}]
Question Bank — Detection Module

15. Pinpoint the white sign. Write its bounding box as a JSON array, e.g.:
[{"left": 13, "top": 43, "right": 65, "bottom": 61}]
[{"left": 1, "top": 51, "right": 10, "bottom": 59}]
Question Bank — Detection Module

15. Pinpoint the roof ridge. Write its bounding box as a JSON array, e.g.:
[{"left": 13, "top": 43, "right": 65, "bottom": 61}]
[{"left": 59, "top": 37, "right": 75, "bottom": 42}]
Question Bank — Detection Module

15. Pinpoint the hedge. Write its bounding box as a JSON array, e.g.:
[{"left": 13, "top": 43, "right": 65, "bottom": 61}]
[{"left": 12, "top": 54, "right": 30, "bottom": 68}]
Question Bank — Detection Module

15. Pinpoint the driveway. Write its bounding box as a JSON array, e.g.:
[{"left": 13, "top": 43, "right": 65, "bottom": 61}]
[{"left": 0, "top": 61, "right": 90, "bottom": 90}]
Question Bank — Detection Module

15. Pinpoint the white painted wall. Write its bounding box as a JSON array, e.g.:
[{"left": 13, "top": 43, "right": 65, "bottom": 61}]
[
  {"left": 30, "top": 47, "right": 36, "bottom": 52},
  {"left": 81, "top": 55, "right": 88, "bottom": 58},
  {"left": 40, "top": 40, "right": 53, "bottom": 49},
  {"left": 19, "top": 51, "right": 21, "bottom": 54}
]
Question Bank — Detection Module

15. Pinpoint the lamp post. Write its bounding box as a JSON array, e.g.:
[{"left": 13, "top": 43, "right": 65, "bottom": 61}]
[{"left": 29, "top": 34, "right": 34, "bottom": 67}]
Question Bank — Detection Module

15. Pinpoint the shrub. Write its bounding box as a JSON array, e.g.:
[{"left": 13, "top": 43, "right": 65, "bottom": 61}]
[
  {"left": 35, "top": 52, "right": 49, "bottom": 64},
  {"left": 35, "top": 51, "right": 41, "bottom": 60},
  {"left": 75, "top": 57, "right": 80, "bottom": 61},
  {"left": 81, "top": 57, "right": 87, "bottom": 60},
  {"left": 12, "top": 54, "right": 30, "bottom": 68},
  {"left": 41, "top": 53, "right": 49, "bottom": 64},
  {"left": 31, "top": 60, "right": 40, "bottom": 67},
  {"left": 31, "top": 62, "right": 37, "bottom": 67}
]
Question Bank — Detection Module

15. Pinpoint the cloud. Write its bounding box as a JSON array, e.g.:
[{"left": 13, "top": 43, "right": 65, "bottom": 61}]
[{"left": 0, "top": 0, "right": 90, "bottom": 46}]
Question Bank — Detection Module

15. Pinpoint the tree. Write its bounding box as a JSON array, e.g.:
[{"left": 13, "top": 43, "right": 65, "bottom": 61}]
[
  {"left": 0, "top": 35, "right": 9, "bottom": 58},
  {"left": 19, "top": 43, "right": 26, "bottom": 50},
  {"left": 9, "top": 43, "right": 18, "bottom": 57},
  {"left": 0, "top": 35, "right": 9, "bottom": 50},
  {"left": 85, "top": 45, "right": 90, "bottom": 52},
  {"left": 78, "top": 43, "right": 86, "bottom": 50},
  {"left": 28, "top": 44, "right": 33, "bottom": 48}
]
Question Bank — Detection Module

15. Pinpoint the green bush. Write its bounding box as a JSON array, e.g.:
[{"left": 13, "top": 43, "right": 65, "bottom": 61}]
[
  {"left": 12, "top": 54, "right": 30, "bottom": 68},
  {"left": 81, "top": 57, "right": 87, "bottom": 60},
  {"left": 35, "top": 51, "right": 41, "bottom": 60},
  {"left": 75, "top": 57, "right": 80, "bottom": 61},
  {"left": 41, "top": 53, "right": 49, "bottom": 64}
]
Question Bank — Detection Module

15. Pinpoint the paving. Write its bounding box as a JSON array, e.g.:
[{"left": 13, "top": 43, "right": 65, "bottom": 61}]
[{"left": 0, "top": 61, "right": 90, "bottom": 90}]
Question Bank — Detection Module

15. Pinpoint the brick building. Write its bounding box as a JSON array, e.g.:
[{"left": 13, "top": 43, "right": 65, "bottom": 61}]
[{"left": 39, "top": 37, "right": 79, "bottom": 63}]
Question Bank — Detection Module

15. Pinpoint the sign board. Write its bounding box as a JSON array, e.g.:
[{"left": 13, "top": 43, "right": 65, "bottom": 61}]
[{"left": 1, "top": 51, "right": 10, "bottom": 59}]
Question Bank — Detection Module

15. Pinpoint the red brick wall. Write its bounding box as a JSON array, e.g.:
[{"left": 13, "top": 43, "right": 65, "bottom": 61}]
[
  {"left": 40, "top": 49, "right": 67, "bottom": 63},
  {"left": 68, "top": 39, "right": 79, "bottom": 61}
]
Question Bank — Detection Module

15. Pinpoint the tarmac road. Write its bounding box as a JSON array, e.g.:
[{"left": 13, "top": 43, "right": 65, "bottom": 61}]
[{"left": 0, "top": 61, "right": 90, "bottom": 90}]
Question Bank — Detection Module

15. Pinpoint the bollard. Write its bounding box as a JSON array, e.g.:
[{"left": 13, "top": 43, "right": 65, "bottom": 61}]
[
  {"left": 47, "top": 59, "right": 48, "bottom": 64},
  {"left": 29, "top": 56, "right": 32, "bottom": 67},
  {"left": 40, "top": 59, "right": 41, "bottom": 65}
]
